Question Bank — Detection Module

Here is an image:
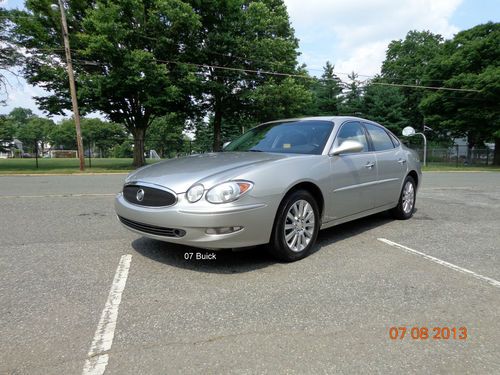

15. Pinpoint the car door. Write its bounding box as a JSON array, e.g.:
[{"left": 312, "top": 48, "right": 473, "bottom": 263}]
[
  {"left": 363, "top": 123, "right": 405, "bottom": 208},
  {"left": 327, "top": 121, "right": 378, "bottom": 220}
]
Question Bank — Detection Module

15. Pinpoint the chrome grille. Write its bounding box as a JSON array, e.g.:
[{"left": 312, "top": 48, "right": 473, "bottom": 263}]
[{"left": 123, "top": 184, "right": 176, "bottom": 207}]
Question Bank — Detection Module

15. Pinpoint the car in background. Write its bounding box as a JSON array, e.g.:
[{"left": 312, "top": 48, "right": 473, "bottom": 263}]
[{"left": 115, "top": 116, "right": 421, "bottom": 262}]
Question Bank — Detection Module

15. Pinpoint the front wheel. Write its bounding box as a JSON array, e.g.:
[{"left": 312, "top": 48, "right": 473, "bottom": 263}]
[
  {"left": 268, "top": 190, "right": 320, "bottom": 262},
  {"left": 391, "top": 175, "right": 416, "bottom": 220}
]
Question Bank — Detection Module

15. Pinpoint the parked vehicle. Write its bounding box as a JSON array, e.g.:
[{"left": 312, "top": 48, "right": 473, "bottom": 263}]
[{"left": 115, "top": 116, "right": 421, "bottom": 261}]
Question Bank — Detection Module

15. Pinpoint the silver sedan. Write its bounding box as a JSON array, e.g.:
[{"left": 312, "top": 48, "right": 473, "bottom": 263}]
[{"left": 115, "top": 116, "right": 421, "bottom": 261}]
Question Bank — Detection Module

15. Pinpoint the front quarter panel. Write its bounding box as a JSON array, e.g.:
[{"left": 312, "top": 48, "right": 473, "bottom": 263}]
[{"left": 231, "top": 154, "right": 332, "bottom": 219}]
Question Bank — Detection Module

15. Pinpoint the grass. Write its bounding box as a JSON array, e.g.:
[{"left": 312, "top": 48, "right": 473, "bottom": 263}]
[
  {"left": 422, "top": 163, "right": 500, "bottom": 172},
  {"left": 1, "top": 157, "right": 499, "bottom": 175},
  {"left": 0, "top": 158, "right": 160, "bottom": 174}
]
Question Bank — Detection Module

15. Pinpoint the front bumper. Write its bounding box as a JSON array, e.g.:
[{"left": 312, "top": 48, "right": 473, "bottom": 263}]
[{"left": 114, "top": 192, "right": 277, "bottom": 249}]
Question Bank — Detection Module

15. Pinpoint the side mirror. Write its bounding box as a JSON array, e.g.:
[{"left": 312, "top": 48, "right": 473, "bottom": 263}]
[
  {"left": 331, "top": 140, "right": 364, "bottom": 156},
  {"left": 402, "top": 126, "right": 416, "bottom": 137},
  {"left": 222, "top": 141, "right": 231, "bottom": 149}
]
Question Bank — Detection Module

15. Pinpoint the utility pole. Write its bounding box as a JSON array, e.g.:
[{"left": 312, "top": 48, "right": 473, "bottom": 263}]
[{"left": 53, "top": 0, "right": 85, "bottom": 171}]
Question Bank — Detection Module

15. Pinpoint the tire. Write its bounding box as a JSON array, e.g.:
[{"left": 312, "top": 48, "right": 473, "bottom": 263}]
[
  {"left": 391, "top": 175, "right": 416, "bottom": 220},
  {"left": 268, "top": 190, "right": 320, "bottom": 262}
]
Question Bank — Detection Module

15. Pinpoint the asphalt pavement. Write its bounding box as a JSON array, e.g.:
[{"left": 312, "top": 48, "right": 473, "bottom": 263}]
[{"left": 0, "top": 172, "right": 499, "bottom": 374}]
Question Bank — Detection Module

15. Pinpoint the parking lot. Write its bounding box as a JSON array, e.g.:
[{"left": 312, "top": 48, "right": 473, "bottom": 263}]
[{"left": 1, "top": 172, "right": 499, "bottom": 374}]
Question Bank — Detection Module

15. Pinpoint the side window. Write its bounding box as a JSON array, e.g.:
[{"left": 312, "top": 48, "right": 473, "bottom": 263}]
[
  {"left": 334, "top": 122, "right": 369, "bottom": 153},
  {"left": 388, "top": 132, "right": 400, "bottom": 147},
  {"left": 364, "top": 123, "right": 395, "bottom": 151}
]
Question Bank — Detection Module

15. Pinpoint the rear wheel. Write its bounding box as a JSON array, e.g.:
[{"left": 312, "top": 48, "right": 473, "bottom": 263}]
[
  {"left": 391, "top": 175, "right": 416, "bottom": 220},
  {"left": 268, "top": 190, "right": 320, "bottom": 262}
]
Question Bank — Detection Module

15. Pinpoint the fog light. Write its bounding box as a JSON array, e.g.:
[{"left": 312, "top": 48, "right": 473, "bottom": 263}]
[{"left": 205, "top": 226, "right": 243, "bottom": 235}]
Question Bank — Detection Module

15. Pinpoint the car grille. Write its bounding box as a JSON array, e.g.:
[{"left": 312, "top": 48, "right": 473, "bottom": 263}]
[
  {"left": 118, "top": 216, "right": 186, "bottom": 238},
  {"left": 123, "top": 184, "right": 176, "bottom": 207}
]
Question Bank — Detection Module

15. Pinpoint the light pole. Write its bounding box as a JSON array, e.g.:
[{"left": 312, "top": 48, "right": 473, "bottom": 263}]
[
  {"left": 402, "top": 126, "right": 427, "bottom": 167},
  {"left": 52, "top": 0, "right": 85, "bottom": 171}
]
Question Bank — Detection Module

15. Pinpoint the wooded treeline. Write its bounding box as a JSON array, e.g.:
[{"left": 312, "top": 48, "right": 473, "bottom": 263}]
[{"left": 0, "top": 1, "right": 498, "bottom": 165}]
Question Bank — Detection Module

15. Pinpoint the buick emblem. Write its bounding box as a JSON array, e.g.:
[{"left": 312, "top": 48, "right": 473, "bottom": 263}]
[{"left": 136, "top": 189, "right": 145, "bottom": 202}]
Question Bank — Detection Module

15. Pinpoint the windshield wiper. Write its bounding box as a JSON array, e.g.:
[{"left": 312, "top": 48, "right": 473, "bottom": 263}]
[{"left": 247, "top": 149, "right": 263, "bottom": 152}]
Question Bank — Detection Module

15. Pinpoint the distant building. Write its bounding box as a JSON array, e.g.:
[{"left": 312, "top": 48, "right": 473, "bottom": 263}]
[{"left": 0, "top": 139, "right": 23, "bottom": 158}]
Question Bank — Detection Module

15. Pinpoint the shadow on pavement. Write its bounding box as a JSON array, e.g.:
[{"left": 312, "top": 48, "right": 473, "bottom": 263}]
[
  {"left": 132, "top": 211, "right": 397, "bottom": 273},
  {"left": 132, "top": 237, "right": 275, "bottom": 274},
  {"left": 316, "top": 211, "right": 395, "bottom": 249}
]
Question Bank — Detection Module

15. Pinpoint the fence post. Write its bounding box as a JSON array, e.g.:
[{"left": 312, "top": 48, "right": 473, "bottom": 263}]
[
  {"left": 88, "top": 138, "right": 92, "bottom": 168},
  {"left": 35, "top": 141, "right": 39, "bottom": 169},
  {"left": 456, "top": 145, "right": 459, "bottom": 167}
]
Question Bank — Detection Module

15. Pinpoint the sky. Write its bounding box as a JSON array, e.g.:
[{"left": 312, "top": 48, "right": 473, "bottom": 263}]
[{"left": 0, "top": 0, "right": 498, "bottom": 120}]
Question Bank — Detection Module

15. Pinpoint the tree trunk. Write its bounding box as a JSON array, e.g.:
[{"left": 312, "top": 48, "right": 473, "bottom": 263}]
[
  {"left": 133, "top": 127, "right": 146, "bottom": 167},
  {"left": 213, "top": 96, "right": 222, "bottom": 152},
  {"left": 493, "top": 137, "right": 500, "bottom": 166}
]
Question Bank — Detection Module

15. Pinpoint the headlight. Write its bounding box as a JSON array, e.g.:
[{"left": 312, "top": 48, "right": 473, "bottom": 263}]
[
  {"left": 186, "top": 184, "right": 204, "bottom": 203},
  {"left": 206, "top": 181, "right": 253, "bottom": 204}
]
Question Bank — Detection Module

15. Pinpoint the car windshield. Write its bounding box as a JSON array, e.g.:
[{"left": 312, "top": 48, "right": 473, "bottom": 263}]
[{"left": 224, "top": 120, "right": 333, "bottom": 155}]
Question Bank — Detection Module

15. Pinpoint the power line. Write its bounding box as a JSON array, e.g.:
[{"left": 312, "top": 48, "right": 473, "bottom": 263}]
[
  {"left": 156, "top": 58, "right": 481, "bottom": 93},
  {"left": 7, "top": 45, "right": 483, "bottom": 93},
  {"left": 360, "top": 80, "right": 480, "bottom": 93}
]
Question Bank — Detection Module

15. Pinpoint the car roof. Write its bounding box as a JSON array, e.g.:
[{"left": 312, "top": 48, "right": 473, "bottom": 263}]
[{"left": 262, "top": 116, "right": 381, "bottom": 126}]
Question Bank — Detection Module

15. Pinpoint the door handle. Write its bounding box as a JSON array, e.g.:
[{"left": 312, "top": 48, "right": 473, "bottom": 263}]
[
  {"left": 365, "top": 162, "right": 375, "bottom": 169},
  {"left": 397, "top": 159, "right": 407, "bottom": 164}
]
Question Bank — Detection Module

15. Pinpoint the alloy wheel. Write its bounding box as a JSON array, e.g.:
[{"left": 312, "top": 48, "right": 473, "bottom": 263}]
[{"left": 283, "top": 199, "right": 316, "bottom": 252}]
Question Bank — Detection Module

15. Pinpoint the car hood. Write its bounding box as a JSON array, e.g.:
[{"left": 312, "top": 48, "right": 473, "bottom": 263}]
[{"left": 126, "top": 152, "right": 290, "bottom": 193}]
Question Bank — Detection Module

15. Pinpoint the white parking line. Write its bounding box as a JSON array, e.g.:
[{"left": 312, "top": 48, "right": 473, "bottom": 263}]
[
  {"left": 82, "top": 254, "right": 132, "bottom": 375},
  {"left": 377, "top": 238, "right": 500, "bottom": 289}
]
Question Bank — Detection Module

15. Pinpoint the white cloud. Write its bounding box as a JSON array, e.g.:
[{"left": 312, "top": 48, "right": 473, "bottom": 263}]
[
  {"left": 0, "top": 70, "right": 106, "bottom": 122},
  {"left": 285, "top": 0, "right": 463, "bottom": 76},
  {"left": 0, "top": 71, "right": 50, "bottom": 116}
]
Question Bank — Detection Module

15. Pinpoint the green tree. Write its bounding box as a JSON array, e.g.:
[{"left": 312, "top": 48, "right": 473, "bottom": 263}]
[
  {"left": 192, "top": 116, "right": 246, "bottom": 153},
  {"left": 49, "top": 119, "right": 77, "bottom": 150},
  {"left": 16, "top": 117, "right": 55, "bottom": 154},
  {"left": 192, "top": 120, "right": 213, "bottom": 153},
  {"left": 111, "top": 139, "right": 133, "bottom": 158},
  {"left": 80, "top": 118, "right": 127, "bottom": 157},
  {"left": 381, "top": 30, "right": 444, "bottom": 129},
  {"left": 340, "top": 72, "right": 363, "bottom": 115},
  {"left": 190, "top": 0, "right": 302, "bottom": 151},
  {"left": 0, "top": 115, "right": 16, "bottom": 152},
  {"left": 363, "top": 79, "right": 406, "bottom": 133},
  {"left": 1, "top": 108, "right": 36, "bottom": 152},
  {"left": 50, "top": 117, "right": 126, "bottom": 155},
  {"left": 420, "top": 22, "right": 500, "bottom": 164},
  {"left": 313, "top": 61, "right": 343, "bottom": 115},
  {"left": 145, "top": 114, "right": 186, "bottom": 157},
  {"left": 7, "top": 107, "right": 35, "bottom": 126},
  {"left": 12, "top": 0, "right": 200, "bottom": 166},
  {"left": 249, "top": 77, "right": 313, "bottom": 122},
  {"left": 1, "top": 7, "right": 23, "bottom": 104}
]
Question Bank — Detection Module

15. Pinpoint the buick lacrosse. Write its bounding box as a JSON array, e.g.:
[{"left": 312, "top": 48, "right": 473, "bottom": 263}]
[{"left": 115, "top": 116, "right": 421, "bottom": 261}]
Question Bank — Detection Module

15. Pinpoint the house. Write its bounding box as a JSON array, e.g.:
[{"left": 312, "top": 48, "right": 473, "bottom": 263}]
[{"left": 0, "top": 139, "right": 23, "bottom": 158}]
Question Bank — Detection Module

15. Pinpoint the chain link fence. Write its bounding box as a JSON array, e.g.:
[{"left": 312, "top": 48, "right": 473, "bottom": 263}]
[
  {"left": 1, "top": 136, "right": 497, "bottom": 169},
  {"left": 408, "top": 145, "right": 495, "bottom": 167}
]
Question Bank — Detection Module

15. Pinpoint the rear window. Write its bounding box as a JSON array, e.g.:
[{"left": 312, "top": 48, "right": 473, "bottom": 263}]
[{"left": 364, "top": 123, "right": 395, "bottom": 151}]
